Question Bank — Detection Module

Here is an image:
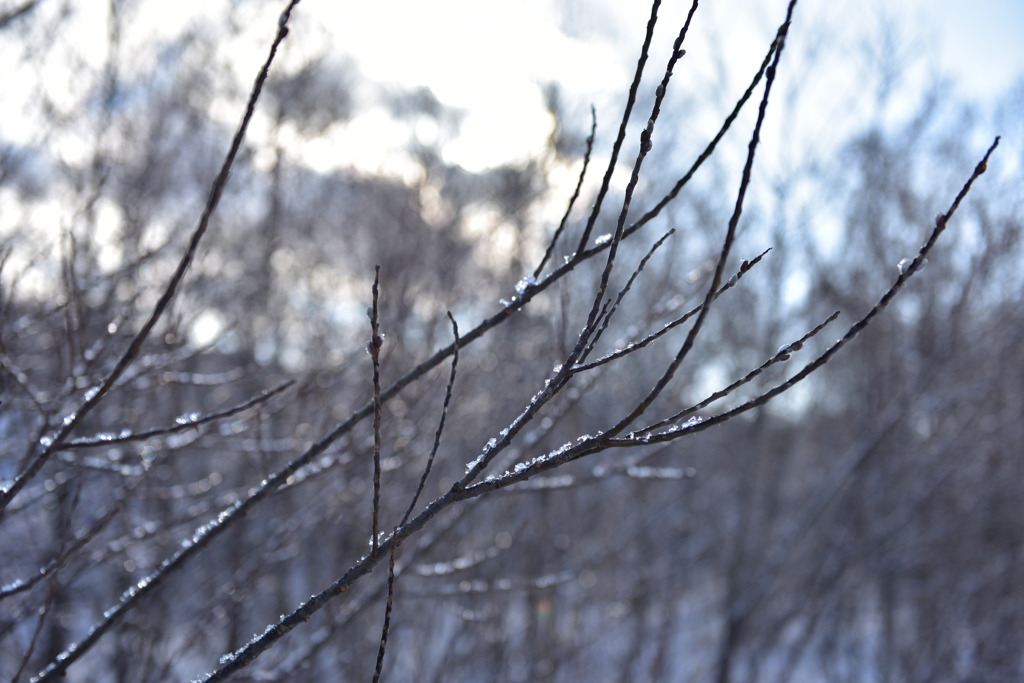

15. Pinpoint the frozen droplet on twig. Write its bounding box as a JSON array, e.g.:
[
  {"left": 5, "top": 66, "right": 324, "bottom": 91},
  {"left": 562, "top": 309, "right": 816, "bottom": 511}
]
[
  {"left": 514, "top": 276, "right": 536, "bottom": 295},
  {"left": 898, "top": 257, "right": 929, "bottom": 275}
]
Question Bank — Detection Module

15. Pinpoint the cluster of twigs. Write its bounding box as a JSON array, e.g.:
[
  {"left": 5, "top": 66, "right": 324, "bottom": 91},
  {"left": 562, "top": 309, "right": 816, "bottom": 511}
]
[{"left": 0, "top": 0, "right": 998, "bottom": 680}]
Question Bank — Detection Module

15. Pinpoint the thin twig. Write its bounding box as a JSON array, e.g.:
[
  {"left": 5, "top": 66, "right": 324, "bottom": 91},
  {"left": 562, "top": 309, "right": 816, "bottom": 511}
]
[
  {"left": 581, "top": 229, "right": 675, "bottom": 363},
  {"left": 27, "top": 2, "right": 302, "bottom": 677},
  {"left": 0, "top": 497, "right": 124, "bottom": 600},
  {"left": 60, "top": 381, "right": 293, "bottom": 450},
  {"left": 572, "top": 248, "right": 771, "bottom": 372},
  {"left": 572, "top": 0, "right": 662, "bottom": 257},
  {"left": 576, "top": 1, "right": 697, "bottom": 352},
  {"left": 371, "top": 315, "right": 460, "bottom": 682},
  {"left": 606, "top": 0, "right": 796, "bottom": 438},
  {"left": 638, "top": 311, "right": 840, "bottom": 436},
  {"left": 461, "top": 1, "right": 700, "bottom": 489},
  {"left": 401, "top": 313, "right": 460, "bottom": 526},
  {"left": 534, "top": 106, "right": 596, "bottom": 279},
  {"left": 370, "top": 265, "right": 383, "bottom": 554},
  {"left": 626, "top": 19, "right": 784, "bottom": 239},
  {"left": 371, "top": 529, "right": 398, "bottom": 683},
  {"left": 0, "top": 0, "right": 302, "bottom": 515}
]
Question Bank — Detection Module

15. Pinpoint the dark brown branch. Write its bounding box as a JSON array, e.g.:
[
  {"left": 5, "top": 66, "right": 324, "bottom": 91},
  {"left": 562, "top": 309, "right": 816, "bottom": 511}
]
[
  {"left": 370, "top": 265, "right": 383, "bottom": 554},
  {"left": 638, "top": 311, "right": 840, "bottom": 436},
  {"left": 452, "top": 139, "right": 999, "bottom": 508},
  {"left": 572, "top": 0, "right": 662, "bottom": 257},
  {"left": 625, "top": 16, "right": 784, "bottom": 239},
  {"left": 581, "top": 228, "right": 675, "bottom": 363},
  {"left": 576, "top": 1, "right": 697, "bottom": 352},
  {"left": 371, "top": 530, "right": 398, "bottom": 683},
  {"left": 401, "top": 313, "right": 459, "bottom": 527},
  {"left": 572, "top": 248, "right": 771, "bottom": 372},
  {"left": 606, "top": 0, "right": 796, "bottom": 438}
]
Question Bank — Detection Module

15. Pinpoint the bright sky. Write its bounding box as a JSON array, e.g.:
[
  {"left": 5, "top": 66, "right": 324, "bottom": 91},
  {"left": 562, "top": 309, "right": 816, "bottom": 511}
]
[
  {"left": 296, "top": 0, "right": 1024, "bottom": 172},
  {"left": 2, "top": 0, "right": 1021, "bottom": 176}
]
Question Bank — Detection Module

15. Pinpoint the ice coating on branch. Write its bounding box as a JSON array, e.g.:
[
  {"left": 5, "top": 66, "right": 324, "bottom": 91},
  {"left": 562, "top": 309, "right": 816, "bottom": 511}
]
[
  {"left": 514, "top": 276, "right": 536, "bottom": 295},
  {"left": 594, "top": 233, "right": 612, "bottom": 246},
  {"left": 897, "top": 257, "right": 927, "bottom": 275}
]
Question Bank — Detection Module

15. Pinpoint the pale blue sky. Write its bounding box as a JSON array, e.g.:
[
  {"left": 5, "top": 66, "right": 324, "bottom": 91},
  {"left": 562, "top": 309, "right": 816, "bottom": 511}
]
[
  {"left": 301, "top": 0, "right": 1023, "bottom": 171},
  {"left": 2, "top": 0, "right": 1020, "bottom": 174}
]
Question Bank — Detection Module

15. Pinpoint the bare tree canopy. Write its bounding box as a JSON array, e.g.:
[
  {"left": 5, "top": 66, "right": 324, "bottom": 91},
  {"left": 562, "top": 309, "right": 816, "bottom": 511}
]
[{"left": 0, "top": 1, "right": 1020, "bottom": 682}]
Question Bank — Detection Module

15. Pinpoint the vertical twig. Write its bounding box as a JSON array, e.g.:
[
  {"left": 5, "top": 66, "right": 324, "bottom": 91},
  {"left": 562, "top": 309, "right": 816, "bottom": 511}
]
[
  {"left": 374, "top": 313, "right": 460, "bottom": 681},
  {"left": 369, "top": 265, "right": 383, "bottom": 554},
  {"left": 577, "top": 0, "right": 698, "bottom": 353},
  {"left": 371, "top": 531, "right": 398, "bottom": 683},
  {"left": 572, "top": 0, "right": 662, "bottom": 256}
]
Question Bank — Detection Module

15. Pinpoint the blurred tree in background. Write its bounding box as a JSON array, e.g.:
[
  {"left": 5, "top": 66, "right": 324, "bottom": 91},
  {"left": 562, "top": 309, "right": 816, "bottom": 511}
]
[{"left": 0, "top": 1, "right": 1020, "bottom": 682}]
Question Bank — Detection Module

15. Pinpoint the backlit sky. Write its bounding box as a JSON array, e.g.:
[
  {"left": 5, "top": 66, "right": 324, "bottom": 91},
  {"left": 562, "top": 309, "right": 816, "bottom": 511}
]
[
  {"left": 297, "top": 0, "right": 1024, "bottom": 172},
  {"left": 2, "top": 0, "right": 1021, "bottom": 176}
]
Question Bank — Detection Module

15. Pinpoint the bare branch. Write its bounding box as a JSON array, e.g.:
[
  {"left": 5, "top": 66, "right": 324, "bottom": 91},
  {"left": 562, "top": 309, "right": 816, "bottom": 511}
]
[
  {"left": 533, "top": 106, "right": 596, "bottom": 279},
  {"left": 401, "top": 312, "right": 460, "bottom": 527},
  {"left": 60, "top": 381, "right": 293, "bottom": 450},
  {"left": 370, "top": 265, "right": 383, "bottom": 554},
  {"left": 0, "top": 0, "right": 302, "bottom": 515},
  {"left": 605, "top": 0, "right": 797, "bottom": 438}
]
